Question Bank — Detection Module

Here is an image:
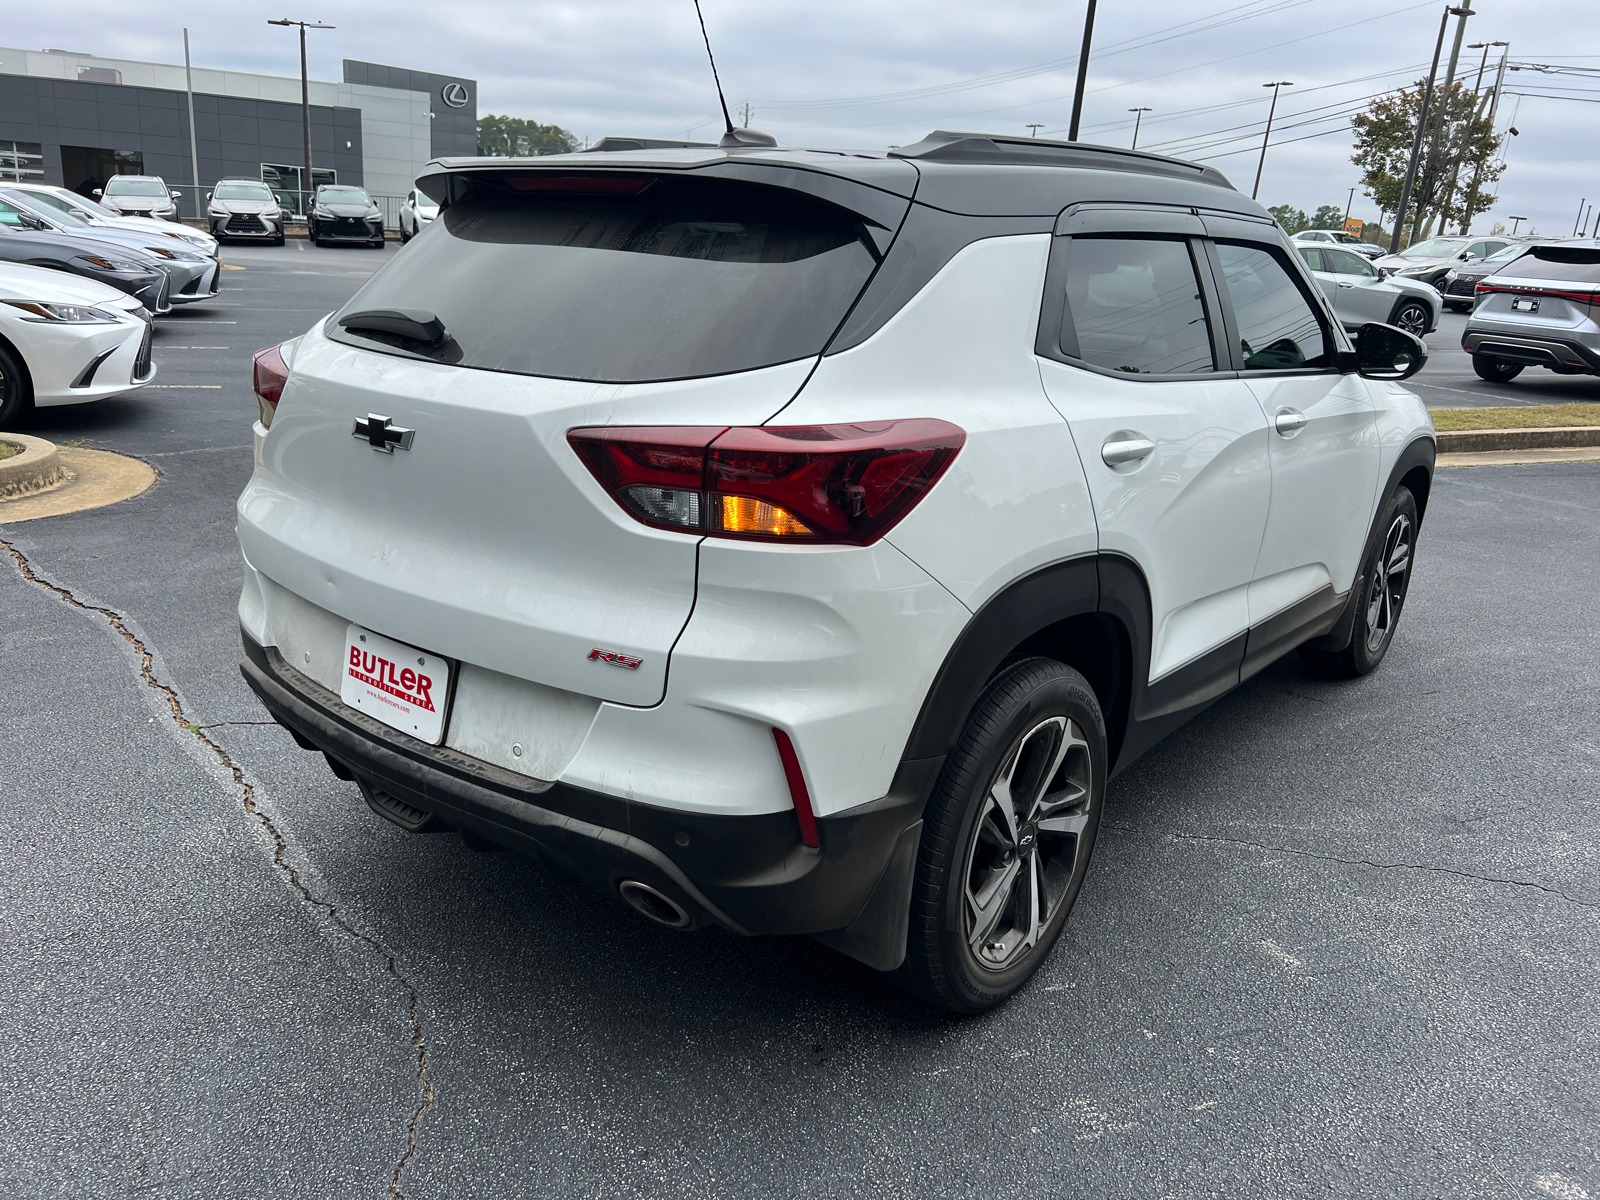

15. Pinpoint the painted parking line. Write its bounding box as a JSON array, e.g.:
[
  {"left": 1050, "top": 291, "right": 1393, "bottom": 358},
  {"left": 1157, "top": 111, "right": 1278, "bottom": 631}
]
[
  {"left": 156, "top": 346, "right": 232, "bottom": 350},
  {"left": 145, "top": 385, "right": 223, "bottom": 389}
]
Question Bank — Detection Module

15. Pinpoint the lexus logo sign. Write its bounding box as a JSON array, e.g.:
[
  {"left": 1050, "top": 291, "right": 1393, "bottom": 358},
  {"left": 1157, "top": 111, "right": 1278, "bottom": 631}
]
[{"left": 441, "top": 82, "right": 469, "bottom": 108}]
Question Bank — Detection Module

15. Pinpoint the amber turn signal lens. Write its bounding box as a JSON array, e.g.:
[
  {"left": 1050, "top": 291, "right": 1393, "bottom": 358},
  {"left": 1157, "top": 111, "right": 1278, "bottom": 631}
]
[{"left": 713, "top": 495, "right": 814, "bottom": 537}]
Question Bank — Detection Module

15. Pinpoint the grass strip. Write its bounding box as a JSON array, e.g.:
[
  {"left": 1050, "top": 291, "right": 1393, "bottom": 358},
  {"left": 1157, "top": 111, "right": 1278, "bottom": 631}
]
[
  {"left": 0, "top": 441, "right": 18, "bottom": 461},
  {"left": 1431, "top": 403, "right": 1600, "bottom": 432}
]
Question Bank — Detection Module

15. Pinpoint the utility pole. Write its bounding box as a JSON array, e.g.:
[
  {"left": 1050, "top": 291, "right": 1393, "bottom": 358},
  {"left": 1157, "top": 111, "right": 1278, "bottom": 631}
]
[
  {"left": 1344, "top": 185, "right": 1357, "bottom": 223},
  {"left": 1389, "top": 6, "right": 1458, "bottom": 254},
  {"left": 1128, "top": 107, "right": 1151, "bottom": 149},
  {"left": 1252, "top": 81, "right": 1293, "bottom": 201},
  {"left": 1458, "top": 43, "right": 1508, "bottom": 233},
  {"left": 739, "top": 101, "right": 753, "bottom": 128},
  {"left": 1026, "top": 123, "right": 1045, "bottom": 138},
  {"left": 183, "top": 29, "right": 201, "bottom": 221},
  {"left": 1416, "top": 4, "right": 1474, "bottom": 239},
  {"left": 1067, "top": 0, "right": 1098, "bottom": 141},
  {"left": 267, "top": 18, "right": 335, "bottom": 219}
]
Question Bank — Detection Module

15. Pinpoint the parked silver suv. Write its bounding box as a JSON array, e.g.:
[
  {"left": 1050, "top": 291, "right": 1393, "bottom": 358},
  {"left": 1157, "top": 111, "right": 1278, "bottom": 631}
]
[
  {"left": 208, "top": 179, "right": 286, "bottom": 245},
  {"left": 96, "top": 174, "right": 183, "bottom": 221},
  {"left": 1462, "top": 240, "right": 1600, "bottom": 382}
]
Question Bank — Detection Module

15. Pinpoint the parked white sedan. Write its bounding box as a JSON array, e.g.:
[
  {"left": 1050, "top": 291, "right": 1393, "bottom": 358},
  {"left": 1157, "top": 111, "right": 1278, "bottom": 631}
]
[
  {"left": 1296, "top": 243, "right": 1440, "bottom": 337},
  {"left": 0, "top": 261, "right": 155, "bottom": 428},
  {"left": 398, "top": 189, "right": 438, "bottom": 243}
]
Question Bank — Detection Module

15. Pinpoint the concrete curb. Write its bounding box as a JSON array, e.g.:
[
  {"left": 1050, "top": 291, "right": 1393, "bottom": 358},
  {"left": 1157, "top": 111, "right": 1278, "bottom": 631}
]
[
  {"left": 1437, "top": 426, "right": 1600, "bottom": 453},
  {"left": 0, "top": 434, "right": 65, "bottom": 500}
]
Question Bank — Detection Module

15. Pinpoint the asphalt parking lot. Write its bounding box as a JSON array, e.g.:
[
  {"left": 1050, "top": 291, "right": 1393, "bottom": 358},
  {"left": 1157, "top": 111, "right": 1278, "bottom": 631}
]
[{"left": 2, "top": 245, "right": 1597, "bottom": 1199}]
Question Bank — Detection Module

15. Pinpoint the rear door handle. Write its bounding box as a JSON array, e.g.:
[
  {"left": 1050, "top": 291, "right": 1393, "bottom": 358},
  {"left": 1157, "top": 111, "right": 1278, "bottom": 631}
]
[
  {"left": 1101, "top": 433, "right": 1156, "bottom": 467},
  {"left": 1275, "top": 408, "right": 1308, "bottom": 437}
]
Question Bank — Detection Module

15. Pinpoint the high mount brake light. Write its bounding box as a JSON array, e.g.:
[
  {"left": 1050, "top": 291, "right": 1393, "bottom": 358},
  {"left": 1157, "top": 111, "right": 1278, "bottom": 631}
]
[
  {"left": 568, "top": 420, "right": 966, "bottom": 546},
  {"left": 252, "top": 343, "right": 288, "bottom": 429},
  {"left": 506, "top": 173, "right": 652, "bottom": 194}
]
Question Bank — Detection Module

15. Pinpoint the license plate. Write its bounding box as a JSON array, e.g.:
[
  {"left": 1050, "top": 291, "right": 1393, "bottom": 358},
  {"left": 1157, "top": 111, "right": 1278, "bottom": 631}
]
[
  {"left": 1511, "top": 296, "right": 1540, "bottom": 313},
  {"left": 340, "top": 625, "right": 450, "bottom": 744}
]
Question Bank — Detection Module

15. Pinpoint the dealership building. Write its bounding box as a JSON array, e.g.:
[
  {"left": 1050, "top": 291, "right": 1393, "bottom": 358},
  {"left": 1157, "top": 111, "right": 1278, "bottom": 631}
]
[{"left": 0, "top": 45, "right": 476, "bottom": 207}]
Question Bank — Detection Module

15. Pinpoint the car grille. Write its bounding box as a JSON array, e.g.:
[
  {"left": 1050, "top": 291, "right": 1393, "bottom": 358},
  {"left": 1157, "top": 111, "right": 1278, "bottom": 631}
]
[
  {"left": 227, "top": 214, "right": 267, "bottom": 232},
  {"left": 335, "top": 218, "right": 368, "bottom": 231},
  {"left": 133, "top": 323, "right": 153, "bottom": 380},
  {"left": 1446, "top": 276, "right": 1479, "bottom": 297}
]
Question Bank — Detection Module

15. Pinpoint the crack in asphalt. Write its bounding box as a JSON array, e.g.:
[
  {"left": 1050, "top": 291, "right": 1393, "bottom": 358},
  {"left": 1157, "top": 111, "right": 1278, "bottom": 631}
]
[
  {"left": 2, "top": 538, "right": 436, "bottom": 1199},
  {"left": 1106, "top": 822, "right": 1599, "bottom": 911}
]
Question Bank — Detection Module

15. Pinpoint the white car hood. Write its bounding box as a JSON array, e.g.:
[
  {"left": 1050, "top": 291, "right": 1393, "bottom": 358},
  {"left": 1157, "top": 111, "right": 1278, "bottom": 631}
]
[{"left": 0, "top": 260, "right": 136, "bottom": 306}]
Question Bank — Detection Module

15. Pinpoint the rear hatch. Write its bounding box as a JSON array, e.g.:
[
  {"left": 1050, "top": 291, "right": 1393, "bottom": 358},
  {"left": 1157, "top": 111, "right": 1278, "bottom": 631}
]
[{"left": 238, "top": 163, "right": 908, "bottom": 705}]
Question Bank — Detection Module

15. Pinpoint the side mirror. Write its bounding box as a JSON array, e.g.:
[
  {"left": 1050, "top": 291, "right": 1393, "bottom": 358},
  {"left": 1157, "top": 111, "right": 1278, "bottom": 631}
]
[
  {"left": 92, "top": 188, "right": 102, "bottom": 197},
  {"left": 1353, "top": 322, "right": 1427, "bottom": 381},
  {"left": 206, "top": 191, "right": 213, "bottom": 201},
  {"left": 1378, "top": 266, "right": 1393, "bottom": 279},
  {"left": 1460, "top": 251, "right": 1477, "bottom": 262},
  {"left": 170, "top": 190, "right": 183, "bottom": 200}
]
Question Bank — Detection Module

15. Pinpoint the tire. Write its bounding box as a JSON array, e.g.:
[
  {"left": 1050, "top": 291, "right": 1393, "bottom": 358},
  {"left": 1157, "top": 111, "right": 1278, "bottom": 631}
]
[
  {"left": 1444, "top": 301, "right": 1469, "bottom": 314},
  {"left": 1299, "top": 486, "right": 1420, "bottom": 679},
  {"left": 902, "top": 657, "right": 1107, "bottom": 1013},
  {"left": 1392, "top": 300, "right": 1430, "bottom": 338},
  {"left": 1472, "top": 353, "right": 1524, "bottom": 383},
  {"left": 0, "top": 341, "right": 32, "bottom": 429}
]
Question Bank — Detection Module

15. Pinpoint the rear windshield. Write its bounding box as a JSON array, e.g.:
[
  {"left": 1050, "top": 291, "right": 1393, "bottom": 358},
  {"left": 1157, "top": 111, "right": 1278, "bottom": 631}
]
[
  {"left": 1489, "top": 245, "right": 1600, "bottom": 284},
  {"left": 105, "top": 179, "right": 167, "bottom": 196},
  {"left": 329, "top": 175, "right": 879, "bottom": 383}
]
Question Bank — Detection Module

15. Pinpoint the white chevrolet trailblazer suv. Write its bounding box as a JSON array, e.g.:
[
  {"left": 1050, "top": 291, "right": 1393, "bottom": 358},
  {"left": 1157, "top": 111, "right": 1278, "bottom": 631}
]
[{"left": 238, "top": 131, "right": 1436, "bottom": 1012}]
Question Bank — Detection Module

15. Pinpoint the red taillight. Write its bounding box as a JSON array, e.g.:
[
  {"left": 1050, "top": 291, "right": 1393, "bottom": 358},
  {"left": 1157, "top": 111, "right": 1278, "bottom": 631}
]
[
  {"left": 252, "top": 343, "right": 289, "bottom": 429},
  {"left": 773, "top": 728, "right": 819, "bottom": 849},
  {"left": 567, "top": 419, "right": 965, "bottom": 546},
  {"left": 1475, "top": 283, "right": 1600, "bottom": 305}
]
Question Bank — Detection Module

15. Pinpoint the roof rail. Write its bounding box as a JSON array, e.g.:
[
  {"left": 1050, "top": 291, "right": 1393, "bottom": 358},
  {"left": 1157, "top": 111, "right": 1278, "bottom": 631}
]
[
  {"left": 582, "top": 137, "right": 719, "bottom": 153},
  {"left": 888, "top": 130, "right": 1234, "bottom": 190}
]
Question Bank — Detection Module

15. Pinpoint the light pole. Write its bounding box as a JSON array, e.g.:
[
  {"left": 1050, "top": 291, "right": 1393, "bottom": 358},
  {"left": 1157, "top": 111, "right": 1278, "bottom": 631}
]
[
  {"left": 1067, "top": 0, "right": 1098, "bottom": 141},
  {"left": 1128, "top": 107, "right": 1152, "bottom": 150},
  {"left": 1026, "top": 123, "right": 1045, "bottom": 138},
  {"left": 183, "top": 29, "right": 201, "bottom": 220},
  {"left": 1508, "top": 215, "right": 1526, "bottom": 234},
  {"left": 1344, "top": 185, "right": 1356, "bottom": 224},
  {"left": 1251, "top": 81, "right": 1293, "bottom": 201},
  {"left": 267, "top": 18, "right": 335, "bottom": 219},
  {"left": 1390, "top": 5, "right": 1467, "bottom": 254},
  {"left": 1456, "top": 40, "right": 1507, "bottom": 233}
]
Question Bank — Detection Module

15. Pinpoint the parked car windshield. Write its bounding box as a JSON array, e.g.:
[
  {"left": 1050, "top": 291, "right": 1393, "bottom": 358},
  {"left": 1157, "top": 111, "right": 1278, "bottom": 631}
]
[
  {"left": 1487, "top": 244, "right": 1600, "bottom": 284},
  {"left": 318, "top": 187, "right": 371, "bottom": 204},
  {"left": 1400, "top": 237, "right": 1468, "bottom": 258},
  {"left": 105, "top": 179, "right": 168, "bottom": 197},
  {"left": 215, "top": 182, "right": 275, "bottom": 201},
  {"left": 330, "top": 175, "right": 880, "bottom": 383}
]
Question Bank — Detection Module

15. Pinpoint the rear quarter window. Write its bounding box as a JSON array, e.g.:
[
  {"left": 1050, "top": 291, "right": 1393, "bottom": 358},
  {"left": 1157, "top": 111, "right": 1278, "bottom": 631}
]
[{"left": 329, "top": 175, "right": 880, "bottom": 383}]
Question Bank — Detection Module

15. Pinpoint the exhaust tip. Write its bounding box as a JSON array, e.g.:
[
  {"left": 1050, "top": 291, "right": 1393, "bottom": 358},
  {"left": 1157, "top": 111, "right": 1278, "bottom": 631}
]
[{"left": 618, "top": 880, "right": 692, "bottom": 929}]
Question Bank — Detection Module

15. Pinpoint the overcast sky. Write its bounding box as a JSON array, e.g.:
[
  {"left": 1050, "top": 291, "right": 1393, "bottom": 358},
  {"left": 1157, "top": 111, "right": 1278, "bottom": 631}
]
[{"left": 11, "top": 0, "right": 1599, "bottom": 235}]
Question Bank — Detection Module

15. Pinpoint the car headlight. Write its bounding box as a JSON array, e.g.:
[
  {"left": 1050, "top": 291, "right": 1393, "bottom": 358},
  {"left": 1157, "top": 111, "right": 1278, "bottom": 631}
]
[
  {"left": 3, "top": 300, "right": 122, "bottom": 323},
  {"left": 74, "top": 255, "right": 150, "bottom": 273},
  {"left": 312, "top": 207, "right": 333, "bottom": 218},
  {"left": 209, "top": 207, "right": 228, "bottom": 217},
  {"left": 146, "top": 246, "right": 204, "bottom": 262},
  {"left": 367, "top": 207, "right": 381, "bottom": 218},
  {"left": 264, "top": 208, "right": 282, "bottom": 219}
]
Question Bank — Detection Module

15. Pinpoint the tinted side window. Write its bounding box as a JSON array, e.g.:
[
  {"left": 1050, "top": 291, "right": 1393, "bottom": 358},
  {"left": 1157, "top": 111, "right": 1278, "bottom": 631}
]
[
  {"left": 1214, "top": 242, "right": 1332, "bottom": 371},
  {"left": 1327, "top": 248, "right": 1375, "bottom": 277},
  {"left": 1061, "top": 236, "right": 1215, "bottom": 375}
]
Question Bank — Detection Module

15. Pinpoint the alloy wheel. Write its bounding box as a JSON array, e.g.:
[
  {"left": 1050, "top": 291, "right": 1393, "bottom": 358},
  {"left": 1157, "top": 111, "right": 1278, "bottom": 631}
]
[
  {"left": 1364, "top": 511, "right": 1413, "bottom": 652},
  {"left": 1395, "top": 303, "right": 1428, "bottom": 338},
  {"left": 962, "top": 714, "right": 1094, "bottom": 971}
]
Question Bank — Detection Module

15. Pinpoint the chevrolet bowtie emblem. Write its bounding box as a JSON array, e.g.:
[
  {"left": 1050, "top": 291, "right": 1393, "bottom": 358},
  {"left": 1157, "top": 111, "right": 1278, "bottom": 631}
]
[{"left": 352, "top": 413, "right": 415, "bottom": 453}]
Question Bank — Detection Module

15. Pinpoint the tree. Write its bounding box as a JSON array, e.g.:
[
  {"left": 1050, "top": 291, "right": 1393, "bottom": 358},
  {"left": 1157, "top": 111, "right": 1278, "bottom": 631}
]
[
  {"left": 1308, "top": 204, "right": 1346, "bottom": 230},
  {"left": 1351, "top": 79, "right": 1502, "bottom": 245},
  {"left": 1268, "top": 204, "right": 1309, "bottom": 234},
  {"left": 477, "top": 114, "right": 577, "bottom": 157}
]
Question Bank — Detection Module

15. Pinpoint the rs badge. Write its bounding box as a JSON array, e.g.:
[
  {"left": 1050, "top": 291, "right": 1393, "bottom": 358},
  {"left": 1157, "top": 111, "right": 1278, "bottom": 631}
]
[{"left": 588, "top": 648, "right": 642, "bottom": 670}]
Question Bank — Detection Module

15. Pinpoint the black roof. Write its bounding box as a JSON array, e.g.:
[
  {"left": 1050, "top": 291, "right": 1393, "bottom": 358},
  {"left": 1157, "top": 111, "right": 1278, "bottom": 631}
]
[{"left": 420, "top": 129, "right": 1261, "bottom": 221}]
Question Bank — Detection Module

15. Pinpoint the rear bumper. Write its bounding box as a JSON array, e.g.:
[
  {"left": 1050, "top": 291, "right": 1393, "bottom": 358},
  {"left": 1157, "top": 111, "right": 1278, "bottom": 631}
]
[
  {"left": 240, "top": 630, "right": 934, "bottom": 938},
  {"left": 1462, "top": 327, "right": 1600, "bottom": 372}
]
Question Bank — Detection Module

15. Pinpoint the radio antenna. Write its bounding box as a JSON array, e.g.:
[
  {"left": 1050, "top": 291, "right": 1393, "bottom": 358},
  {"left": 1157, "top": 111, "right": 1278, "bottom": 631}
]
[{"left": 693, "top": 0, "right": 735, "bottom": 137}]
